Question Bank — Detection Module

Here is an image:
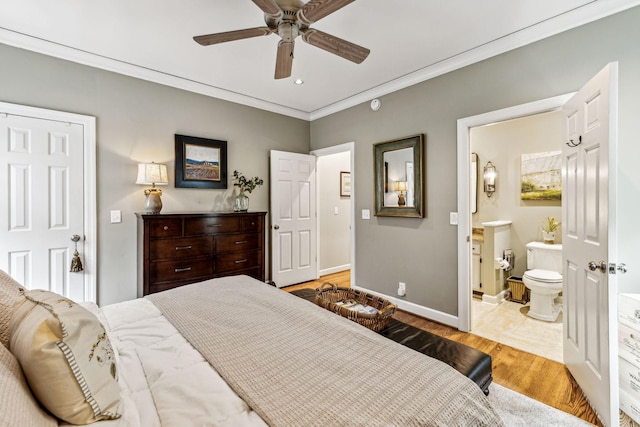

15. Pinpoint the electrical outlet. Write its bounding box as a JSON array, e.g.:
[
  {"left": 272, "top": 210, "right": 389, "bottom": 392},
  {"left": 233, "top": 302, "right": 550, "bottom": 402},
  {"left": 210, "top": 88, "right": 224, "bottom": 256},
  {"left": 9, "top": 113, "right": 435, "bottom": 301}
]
[{"left": 398, "top": 282, "right": 406, "bottom": 296}]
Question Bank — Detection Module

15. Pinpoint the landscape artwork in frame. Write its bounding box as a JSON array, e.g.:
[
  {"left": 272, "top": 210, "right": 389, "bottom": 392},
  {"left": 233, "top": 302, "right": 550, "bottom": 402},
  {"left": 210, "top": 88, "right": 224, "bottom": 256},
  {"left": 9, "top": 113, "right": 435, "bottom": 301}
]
[
  {"left": 520, "top": 150, "right": 561, "bottom": 200},
  {"left": 175, "top": 134, "right": 228, "bottom": 189},
  {"left": 340, "top": 171, "right": 351, "bottom": 197}
]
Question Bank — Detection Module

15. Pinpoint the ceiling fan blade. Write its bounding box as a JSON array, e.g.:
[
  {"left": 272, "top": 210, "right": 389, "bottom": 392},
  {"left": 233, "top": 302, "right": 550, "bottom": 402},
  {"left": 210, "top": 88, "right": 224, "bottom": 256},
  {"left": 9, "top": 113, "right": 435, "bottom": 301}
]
[
  {"left": 298, "top": 0, "right": 355, "bottom": 25},
  {"left": 251, "top": 0, "right": 281, "bottom": 16},
  {"left": 301, "top": 29, "right": 369, "bottom": 64},
  {"left": 275, "top": 40, "right": 294, "bottom": 79},
  {"left": 194, "top": 27, "right": 272, "bottom": 46}
]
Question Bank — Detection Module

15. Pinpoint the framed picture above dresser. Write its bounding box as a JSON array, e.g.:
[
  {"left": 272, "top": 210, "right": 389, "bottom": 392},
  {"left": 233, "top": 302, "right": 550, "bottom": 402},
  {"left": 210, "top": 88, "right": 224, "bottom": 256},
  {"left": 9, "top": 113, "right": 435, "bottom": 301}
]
[{"left": 136, "top": 212, "right": 266, "bottom": 296}]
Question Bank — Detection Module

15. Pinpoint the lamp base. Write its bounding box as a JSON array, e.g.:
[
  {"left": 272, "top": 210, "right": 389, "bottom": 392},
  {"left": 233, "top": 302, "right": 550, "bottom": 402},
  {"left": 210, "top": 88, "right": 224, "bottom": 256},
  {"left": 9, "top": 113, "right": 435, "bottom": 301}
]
[
  {"left": 397, "top": 193, "right": 406, "bottom": 207},
  {"left": 144, "top": 189, "right": 163, "bottom": 214}
]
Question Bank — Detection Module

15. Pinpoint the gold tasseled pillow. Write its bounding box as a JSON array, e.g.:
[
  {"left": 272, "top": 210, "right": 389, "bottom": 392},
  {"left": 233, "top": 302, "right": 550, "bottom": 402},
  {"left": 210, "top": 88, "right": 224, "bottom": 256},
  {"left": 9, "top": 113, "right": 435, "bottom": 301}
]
[{"left": 10, "top": 289, "right": 121, "bottom": 425}]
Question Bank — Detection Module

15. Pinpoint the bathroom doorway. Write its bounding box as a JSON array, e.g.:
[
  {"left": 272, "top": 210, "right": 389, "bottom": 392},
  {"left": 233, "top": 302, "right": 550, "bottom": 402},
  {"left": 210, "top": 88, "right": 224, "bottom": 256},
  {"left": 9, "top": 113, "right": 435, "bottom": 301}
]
[{"left": 456, "top": 95, "right": 572, "bottom": 361}]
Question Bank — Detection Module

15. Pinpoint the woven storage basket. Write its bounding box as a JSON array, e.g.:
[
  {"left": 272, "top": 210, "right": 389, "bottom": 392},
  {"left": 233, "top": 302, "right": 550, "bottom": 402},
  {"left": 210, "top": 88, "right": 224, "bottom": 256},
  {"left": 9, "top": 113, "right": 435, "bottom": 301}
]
[
  {"left": 315, "top": 283, "right": 396, "bottom": 332},
  {"left": 507, "top": 276, "right": 530, "bottom": 304}
]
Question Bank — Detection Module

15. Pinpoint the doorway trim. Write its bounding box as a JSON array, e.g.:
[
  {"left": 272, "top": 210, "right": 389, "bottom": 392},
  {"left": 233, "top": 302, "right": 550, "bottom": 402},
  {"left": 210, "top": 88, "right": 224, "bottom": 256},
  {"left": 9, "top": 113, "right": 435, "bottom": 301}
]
[
  {"left": 310, "top": 142, "right": 355, "bottom": 288},
  {"left": 456, "top": 94, "right": 573, "bottom": 331},
  {"left": 0, "top": 101, "right": 97, "bottom": 301}
]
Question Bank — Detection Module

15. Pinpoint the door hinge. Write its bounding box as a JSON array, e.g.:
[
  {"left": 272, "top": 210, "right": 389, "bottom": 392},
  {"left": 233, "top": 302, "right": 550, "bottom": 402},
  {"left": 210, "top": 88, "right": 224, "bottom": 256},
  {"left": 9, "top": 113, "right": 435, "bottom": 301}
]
[{"left": 609, "top": 263, "right": 628, "bottom": 274}]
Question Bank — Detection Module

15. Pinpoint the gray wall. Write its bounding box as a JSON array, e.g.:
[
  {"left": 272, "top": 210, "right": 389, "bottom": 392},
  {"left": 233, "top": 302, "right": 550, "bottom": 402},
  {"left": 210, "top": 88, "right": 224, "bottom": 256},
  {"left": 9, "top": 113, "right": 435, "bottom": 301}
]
[
  {"left": 310, "top": 6, "right": 640, "bottom": 315},
  {"left": 0, "top": 44, "right": 310, "bottom": 306}
]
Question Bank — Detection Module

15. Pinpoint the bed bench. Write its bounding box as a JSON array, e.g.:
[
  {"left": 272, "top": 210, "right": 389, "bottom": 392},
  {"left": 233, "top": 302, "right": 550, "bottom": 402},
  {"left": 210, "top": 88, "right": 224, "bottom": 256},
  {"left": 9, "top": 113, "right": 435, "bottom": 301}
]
[
  {"left": 380, "top": 318, "right": 492, "bottom": 395},
  {"left": 290, "top": 288, "right": 493, "bottom": 395}
]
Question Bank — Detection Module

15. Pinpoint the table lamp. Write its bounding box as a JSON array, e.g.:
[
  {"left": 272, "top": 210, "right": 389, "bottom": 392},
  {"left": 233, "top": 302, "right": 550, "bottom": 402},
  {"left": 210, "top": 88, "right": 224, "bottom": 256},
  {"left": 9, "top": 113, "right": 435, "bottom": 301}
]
[
  {"left": 136, "top": 162, "right": 168, "bottom": 214},
  {"left": 395, "top": 181, "right": 407, "bottom": 206}
]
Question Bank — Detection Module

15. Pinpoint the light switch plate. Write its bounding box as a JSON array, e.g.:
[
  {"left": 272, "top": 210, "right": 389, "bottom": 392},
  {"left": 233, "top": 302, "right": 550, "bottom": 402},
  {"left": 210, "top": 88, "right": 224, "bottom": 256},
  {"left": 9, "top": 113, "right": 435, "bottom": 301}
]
[
  {"left": 362, "top": 209, "right": 371, "bottom": 220},
  {"left": 449, "top": 212, "right": 458, "bottom": 225},
  {"left": 110, "top": 210, "right": 122, "bottom": 224}
]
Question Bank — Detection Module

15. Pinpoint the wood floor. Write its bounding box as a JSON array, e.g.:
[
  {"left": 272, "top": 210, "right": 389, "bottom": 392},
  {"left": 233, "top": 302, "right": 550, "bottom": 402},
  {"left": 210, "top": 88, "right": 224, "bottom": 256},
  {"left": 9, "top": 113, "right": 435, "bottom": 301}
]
[{"left": 286, "top": 271, "right": 602, "bottom": 426}]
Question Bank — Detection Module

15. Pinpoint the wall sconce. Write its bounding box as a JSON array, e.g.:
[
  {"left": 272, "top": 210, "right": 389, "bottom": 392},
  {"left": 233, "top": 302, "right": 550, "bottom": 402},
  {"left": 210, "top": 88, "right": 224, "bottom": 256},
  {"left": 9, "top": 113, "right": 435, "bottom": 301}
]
[
  {"left": 136, "top": 162, "right": 168, "bottom": 214},
  {"left": 483, "top": 161, "right": 496, "bottom": 197},
  {"left": 394, "top": 181, "right": 407, "bottom": 206}
]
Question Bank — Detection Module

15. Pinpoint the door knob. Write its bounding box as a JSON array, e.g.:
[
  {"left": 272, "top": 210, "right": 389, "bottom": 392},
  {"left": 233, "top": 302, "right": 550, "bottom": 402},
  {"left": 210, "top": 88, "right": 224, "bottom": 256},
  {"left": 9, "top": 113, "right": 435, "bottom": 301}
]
[
  {"left": 273, "top": 225, "right": 280, "bottom": 230},
  {"left": 588, "top": 260, "right": 607, "bottom": 273}
]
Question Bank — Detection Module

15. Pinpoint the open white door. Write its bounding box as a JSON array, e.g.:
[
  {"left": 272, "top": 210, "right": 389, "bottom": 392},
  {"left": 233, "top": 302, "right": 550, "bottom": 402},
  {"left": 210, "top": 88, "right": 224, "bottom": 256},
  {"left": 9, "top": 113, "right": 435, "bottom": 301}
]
[
  {"left": 0, "top": 104, "right": 96, "bottom": 302},
  {"left": 270, "top": 150, "right": 317, "bottom": 288},
  {"left": 562, "top": 62, "right": 618, "bottom": 427}
]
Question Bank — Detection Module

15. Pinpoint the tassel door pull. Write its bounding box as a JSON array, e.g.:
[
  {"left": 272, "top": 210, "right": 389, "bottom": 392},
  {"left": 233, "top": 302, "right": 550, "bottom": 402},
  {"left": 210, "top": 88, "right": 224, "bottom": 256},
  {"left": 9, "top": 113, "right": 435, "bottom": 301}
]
[{"left": 70, "top": 234, "right": 84, "bottom": 272}]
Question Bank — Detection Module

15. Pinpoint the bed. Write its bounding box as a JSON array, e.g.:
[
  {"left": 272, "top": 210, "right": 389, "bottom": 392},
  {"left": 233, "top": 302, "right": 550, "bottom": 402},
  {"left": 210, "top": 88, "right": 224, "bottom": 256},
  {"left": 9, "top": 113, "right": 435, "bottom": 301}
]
[{"left": 1, "top": 270, "right": 504, "bottom": 426}]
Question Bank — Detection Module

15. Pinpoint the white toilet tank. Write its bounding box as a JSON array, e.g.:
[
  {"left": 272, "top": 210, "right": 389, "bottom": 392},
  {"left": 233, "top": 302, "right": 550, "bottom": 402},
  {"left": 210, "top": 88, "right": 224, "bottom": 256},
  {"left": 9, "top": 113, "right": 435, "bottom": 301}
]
[{"left": 526, "top": 242, "right": 562, "bottom": 273}]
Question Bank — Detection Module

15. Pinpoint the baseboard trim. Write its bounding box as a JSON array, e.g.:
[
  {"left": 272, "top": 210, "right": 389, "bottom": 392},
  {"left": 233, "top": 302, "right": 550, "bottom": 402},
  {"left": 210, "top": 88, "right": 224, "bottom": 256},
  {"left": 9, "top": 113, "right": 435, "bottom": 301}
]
[
  {"left": 481, "top": 290, "right": 508, "bottom": 305},
  {"left": 352, "top": 284, "right": 459, "bottom": 328},
  {"left": 319, "top": 264, "right": 350, "bottom": 276}
]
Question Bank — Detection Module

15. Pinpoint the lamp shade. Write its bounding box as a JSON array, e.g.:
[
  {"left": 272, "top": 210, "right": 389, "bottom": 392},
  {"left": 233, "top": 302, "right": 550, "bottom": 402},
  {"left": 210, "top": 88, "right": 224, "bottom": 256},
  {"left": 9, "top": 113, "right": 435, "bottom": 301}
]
[
  {"left": 394, "top": 181, "right": 407, "bottom": 192},
  {"left": 136, "top": 162, "right": 168, "bottom": 186}
]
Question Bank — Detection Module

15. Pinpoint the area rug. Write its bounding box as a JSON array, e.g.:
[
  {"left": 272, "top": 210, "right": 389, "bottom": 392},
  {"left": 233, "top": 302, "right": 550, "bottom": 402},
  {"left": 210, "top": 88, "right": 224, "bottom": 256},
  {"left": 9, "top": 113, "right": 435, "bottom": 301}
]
[
  {"left": 488, "top": 382, "right": 592, "bottom": 426},
  {"left": 289, "top": 288, "right": 593, "bottom": 426}
]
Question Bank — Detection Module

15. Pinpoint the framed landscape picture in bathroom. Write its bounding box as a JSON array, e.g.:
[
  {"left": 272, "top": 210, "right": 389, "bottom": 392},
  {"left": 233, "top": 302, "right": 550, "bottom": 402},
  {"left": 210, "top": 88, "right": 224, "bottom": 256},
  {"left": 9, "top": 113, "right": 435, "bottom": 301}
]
[{"left": 520, "top": 151, "right": 561, "bottom": 200}]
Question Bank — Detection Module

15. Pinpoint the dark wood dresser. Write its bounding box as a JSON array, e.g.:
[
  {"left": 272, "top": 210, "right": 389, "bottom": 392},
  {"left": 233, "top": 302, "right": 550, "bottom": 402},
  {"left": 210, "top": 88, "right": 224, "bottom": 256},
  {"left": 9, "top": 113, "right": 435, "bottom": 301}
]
[{"left": 136, "top": 212, "right": 266, "bottom": 296}]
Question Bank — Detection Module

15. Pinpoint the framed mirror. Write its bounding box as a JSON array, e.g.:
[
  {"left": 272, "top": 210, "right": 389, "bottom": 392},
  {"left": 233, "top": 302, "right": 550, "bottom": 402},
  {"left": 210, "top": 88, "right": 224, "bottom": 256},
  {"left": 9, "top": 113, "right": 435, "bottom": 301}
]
[{"left": 374, "top": 134, "right": 424, "bottom": 218}]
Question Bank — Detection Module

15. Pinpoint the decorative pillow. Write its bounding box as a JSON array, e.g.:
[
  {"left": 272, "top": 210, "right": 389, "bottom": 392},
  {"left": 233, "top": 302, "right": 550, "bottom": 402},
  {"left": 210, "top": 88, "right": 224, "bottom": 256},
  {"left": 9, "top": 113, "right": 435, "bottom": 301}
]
[
  {"left": 0, "top": 269, "right": 23, "bottom": 349},
  {"left": 10, "top": 289, "right": 121, "bottom": 424},
  {"left": 0, "top": 342, "right": 58, "bottom": 426}
]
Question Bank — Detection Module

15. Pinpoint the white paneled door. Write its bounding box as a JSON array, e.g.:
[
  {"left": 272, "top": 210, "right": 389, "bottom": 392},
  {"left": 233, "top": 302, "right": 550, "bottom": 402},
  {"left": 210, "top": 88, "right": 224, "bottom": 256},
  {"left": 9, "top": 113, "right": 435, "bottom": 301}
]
[
  {"left": 562, "top": 63, "right": 618, "bottom": 427},
  {"left": 270, "top": 150, "right": 317, "bottom": 288},
  {"left": 0, "top": 106, "right": 92, "bottom": 302}
]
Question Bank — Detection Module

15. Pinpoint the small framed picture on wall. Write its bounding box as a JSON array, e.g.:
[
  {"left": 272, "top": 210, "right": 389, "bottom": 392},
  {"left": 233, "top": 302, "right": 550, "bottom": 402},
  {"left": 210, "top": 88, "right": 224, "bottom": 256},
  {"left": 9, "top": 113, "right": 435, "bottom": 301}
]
[{"left": 340, "top": 171, "right": 351, "bottom": 197}]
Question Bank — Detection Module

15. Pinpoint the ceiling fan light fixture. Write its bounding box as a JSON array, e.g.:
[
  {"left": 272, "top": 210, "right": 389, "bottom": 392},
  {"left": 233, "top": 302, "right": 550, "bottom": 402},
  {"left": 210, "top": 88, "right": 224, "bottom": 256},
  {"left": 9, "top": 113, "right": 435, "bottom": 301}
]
[
  {"left": 277, "top": 22, "right": 298, "bottom": 42},
  {"left": 195, "top": 0, "right": 368, "bottom": 79}
]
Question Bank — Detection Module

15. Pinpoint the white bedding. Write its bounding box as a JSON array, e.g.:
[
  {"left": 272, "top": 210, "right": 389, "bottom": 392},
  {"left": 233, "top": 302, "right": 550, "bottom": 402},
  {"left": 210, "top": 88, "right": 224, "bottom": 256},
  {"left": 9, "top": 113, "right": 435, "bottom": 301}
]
[{"left": 67, "top": 299, "right": 266, "bottom": 427}]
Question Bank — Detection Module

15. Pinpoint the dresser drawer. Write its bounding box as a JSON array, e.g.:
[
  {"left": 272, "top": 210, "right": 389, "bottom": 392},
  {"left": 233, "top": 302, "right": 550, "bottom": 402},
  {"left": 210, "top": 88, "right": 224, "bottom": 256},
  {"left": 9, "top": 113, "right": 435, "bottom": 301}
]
[
  {"left": 150, "top": 236, "right": 213, "bottom": 260},
  {"left": 184, "top": 216, "right": 241, "bottom": 236},
  {"left": 216, "top": 251, "right": 259, "bottom": 273},
  {"left": 215, "top": 233, "right": 259, "bottom": 254},
  {"left": 149, "top": 257, "right": 214, "bottom": 283},
  {"left": 149, "top": 219, "right": 183, "bottom": 238},
  {"left": 241, "top": 216, "right": 262, "bottom": 232}
]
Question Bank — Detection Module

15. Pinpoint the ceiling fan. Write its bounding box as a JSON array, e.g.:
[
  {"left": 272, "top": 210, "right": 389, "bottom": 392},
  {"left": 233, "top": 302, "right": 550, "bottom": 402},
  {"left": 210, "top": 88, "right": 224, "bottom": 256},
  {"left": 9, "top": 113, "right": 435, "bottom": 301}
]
[{"left": 193, "top": 0, "right": 370, "bottom": 79}]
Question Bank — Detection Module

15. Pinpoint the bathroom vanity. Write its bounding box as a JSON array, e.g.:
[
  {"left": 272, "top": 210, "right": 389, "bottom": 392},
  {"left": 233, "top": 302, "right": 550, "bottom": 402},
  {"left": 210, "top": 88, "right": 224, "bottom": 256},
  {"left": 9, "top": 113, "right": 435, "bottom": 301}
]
[{"left": 474, "top": 221, "right": 512, "bottom": 304}]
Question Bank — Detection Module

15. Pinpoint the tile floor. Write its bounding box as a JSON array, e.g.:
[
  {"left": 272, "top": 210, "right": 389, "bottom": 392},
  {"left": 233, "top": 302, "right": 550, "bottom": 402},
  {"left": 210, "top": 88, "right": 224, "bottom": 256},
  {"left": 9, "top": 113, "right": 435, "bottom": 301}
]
[{"left": 471, "top": 298, "right": 563, "bottom": 363}]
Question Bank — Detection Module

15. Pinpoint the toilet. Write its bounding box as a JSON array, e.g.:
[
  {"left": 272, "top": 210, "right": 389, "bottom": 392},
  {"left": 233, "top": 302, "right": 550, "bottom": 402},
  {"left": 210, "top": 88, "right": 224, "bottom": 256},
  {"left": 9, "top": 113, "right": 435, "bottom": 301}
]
[{"left": 522, "top": 241, "right": 563, "bottom": 321}]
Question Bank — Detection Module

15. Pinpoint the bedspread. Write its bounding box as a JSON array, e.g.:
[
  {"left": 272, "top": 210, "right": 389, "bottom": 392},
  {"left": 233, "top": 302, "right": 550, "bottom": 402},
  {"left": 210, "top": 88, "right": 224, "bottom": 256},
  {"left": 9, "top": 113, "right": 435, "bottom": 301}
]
[
  {"left": 148, "top": 275, "right": 504, "bottom": 427},
  {"left": 65, "top": 298, "right": 267, "bottom": 427}
]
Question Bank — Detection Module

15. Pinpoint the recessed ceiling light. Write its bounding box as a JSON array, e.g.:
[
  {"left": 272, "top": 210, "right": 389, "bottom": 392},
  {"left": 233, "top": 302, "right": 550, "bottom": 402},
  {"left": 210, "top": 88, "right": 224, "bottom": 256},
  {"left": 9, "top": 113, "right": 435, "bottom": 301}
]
[{"left": 294, "top": 79, "right": 304, "bottom": 85}]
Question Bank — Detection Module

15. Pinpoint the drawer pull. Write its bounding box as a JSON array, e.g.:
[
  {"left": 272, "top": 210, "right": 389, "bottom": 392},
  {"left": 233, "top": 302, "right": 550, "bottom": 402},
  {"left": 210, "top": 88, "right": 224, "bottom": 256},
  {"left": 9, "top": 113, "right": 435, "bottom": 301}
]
[
  {"left": 207, "top": 224, "right": 222, "bottom": 228},
  {"left": 174, "top": 267, "right": 192, "bottom": 273},
  {"left": 234, "top": 259, "right": 247, "bottom": 264},
  {"left": 175, "top": 245, "right": 192, "bottom": 251},
  {"left": 163, "top": 226, "right": 169, "bottom": 231},
  {"left": 234, "top": 240, "right": 247, "bottom": 245}
]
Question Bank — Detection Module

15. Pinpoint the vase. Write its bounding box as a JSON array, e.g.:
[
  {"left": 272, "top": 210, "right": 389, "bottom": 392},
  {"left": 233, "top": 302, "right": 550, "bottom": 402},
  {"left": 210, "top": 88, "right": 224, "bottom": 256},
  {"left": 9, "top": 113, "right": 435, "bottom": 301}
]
[
  {"left": 234, "top": 191, "right": 249, "bottom": 212},
  {"left": 542, "top": 231, "right": 556, "bottom": 244}
]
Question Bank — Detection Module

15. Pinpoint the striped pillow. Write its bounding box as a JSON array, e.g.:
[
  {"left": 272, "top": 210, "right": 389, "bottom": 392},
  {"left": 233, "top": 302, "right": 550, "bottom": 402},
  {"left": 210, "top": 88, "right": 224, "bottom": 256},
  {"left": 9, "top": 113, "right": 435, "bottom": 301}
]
[{"left": 10, "top": 289, "right": 121, "bottom": 424}]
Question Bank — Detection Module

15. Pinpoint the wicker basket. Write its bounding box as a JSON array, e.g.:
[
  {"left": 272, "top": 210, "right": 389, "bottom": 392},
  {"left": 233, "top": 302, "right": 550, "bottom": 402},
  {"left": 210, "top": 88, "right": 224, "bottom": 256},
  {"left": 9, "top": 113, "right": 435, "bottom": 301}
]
[
  {"left": 507, "top": 276, "right": 530, "bottom": 304},
  {"left": 315, "top": 283, "right": 396, "bottom": 332}
]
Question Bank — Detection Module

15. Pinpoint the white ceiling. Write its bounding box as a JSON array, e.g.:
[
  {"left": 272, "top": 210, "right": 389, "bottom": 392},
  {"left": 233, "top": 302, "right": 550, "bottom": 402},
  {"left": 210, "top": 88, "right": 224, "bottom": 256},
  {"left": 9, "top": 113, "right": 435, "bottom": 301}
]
[{"left": 1, "top": 0, "right": 638, "bottom": 120}]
